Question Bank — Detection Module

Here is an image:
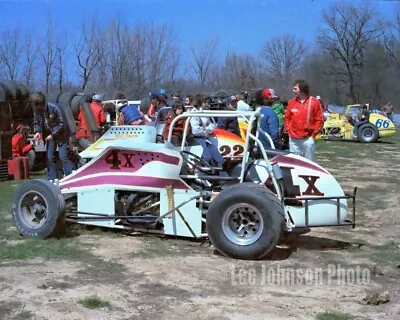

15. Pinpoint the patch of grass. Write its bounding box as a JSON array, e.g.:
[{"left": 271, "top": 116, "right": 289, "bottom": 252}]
[
  {"left": 0, "top": 238, "right": 91, "bottom": 261},
  {"left": 0, "top": 181, "right": 25, "bottom": 240},
  {"left": 14, "top": 310, "right": 34, "bottom": 320},
  {"left": 78, "top": 295, "right": 111, "bottom": 309},
  {"left": 315, "top": 311, "right": 350, "bottom": 320}
]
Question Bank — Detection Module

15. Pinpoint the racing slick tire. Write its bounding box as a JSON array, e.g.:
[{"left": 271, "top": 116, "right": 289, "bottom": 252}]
[
  {"left": 357, "top": 123, "right": 379, "bottom": 143},
  {"left": 11, "top": 179, "right": 66, "bottom": 239},
  {"left": 46, "top": 91, "right": 62, "bottom": 104},
  {"left": 14, "top": 81, "right": 29, "bottom": 99},
  {"left": 0, "top": 84, "right": 6, "bottom": 102},
  {"left": 0, "top": 79, "right": 18, "bottom": 100},
  {"left": 206, "top": 183, "right": 284, "bottom": 260},
  {"left": 58, "top": 92, "right": 78, "bottom": 134}
]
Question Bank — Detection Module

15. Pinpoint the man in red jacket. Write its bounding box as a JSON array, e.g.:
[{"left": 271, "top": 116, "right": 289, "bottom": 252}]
[
  {"left": 284, "top": 80, "right": 323, "bottom": 162},
  {"left": 76, "top": 94, "right": 106, "bottom": 140},
  {"left": 89, "top": 95, "right": 107, "bottom": 127}
]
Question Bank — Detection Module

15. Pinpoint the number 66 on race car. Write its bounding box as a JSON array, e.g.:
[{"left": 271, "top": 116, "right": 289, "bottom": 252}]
[{"left": 10, "top": 109, "right": 357, "bottom": 260}]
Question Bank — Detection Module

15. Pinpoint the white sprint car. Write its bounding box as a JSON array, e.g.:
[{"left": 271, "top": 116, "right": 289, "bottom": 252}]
[{"left": 11, "top": 109, "right": 357, "bottom": 260}]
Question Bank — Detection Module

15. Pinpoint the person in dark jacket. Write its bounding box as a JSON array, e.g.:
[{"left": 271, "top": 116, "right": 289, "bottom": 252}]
[
  {"left": 256, "top": 89, "right": 281, "bottom": 149},
  {"left": 353, "top": 104, "right": 370, "bottom": 138},
  {"left": 163, "top": 100, "right": 187, "bottom": 145},
  {"left": 31, "top": 92, "right": 74, "bottom": 180},
  {"left": 217, "top": 95, "right": 241, "bottom": 136}
]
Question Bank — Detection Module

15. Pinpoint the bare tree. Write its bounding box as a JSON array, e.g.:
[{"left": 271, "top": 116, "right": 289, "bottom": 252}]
[
  {"left": 22, "top": 31, "right": 38, "bottom": 89},
  {"left": 55, "top": 42, "right": 67, "bottom": 93},
  {"left": 146, "top": 23, "right": 178, "bottom": 89},
  {"left": 383, "top": 8, "right": 400, "bottom": 104},
  {"left": 260, "top": 34, "right": 307, "bottom": 91},
  {"left": 318, "top": 2, "right": 382, "bottom": 103},
  {"left": 39, "top": 20, "right": 57, "bottom": 93},
  {"left": 384, "top": 9, "right": 400, "bottom": 63},
  {"left": 165, "top": 39, "right": 181, "bottom": 86},
  {"left": 190, "top": 38, "right": 219, "bottom": 88},
  {"left": 75, "top": 19, "right": 103, "bottom": 91},
  {"left": 218, "top": 52, "right": 259, "bottom": 91},
  {"left": 129, "top": 23, "right": 147, "bottom": 96},
  {"left": 0, "top": 28, "right": 23, "bottom": 80},
  {"left": 106, "top": 17, "right": 131, "bottom": 90}
]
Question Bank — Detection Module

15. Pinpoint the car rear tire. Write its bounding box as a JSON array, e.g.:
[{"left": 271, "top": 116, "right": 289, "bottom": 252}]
[
  {"left": 206, "top": 183, "right": 284, "bottom": 260},
  {"left": 11, "top": 179, "right": 66, "bottom": 238},
  {"left": 357, "top": 123, "right": 379, "bottom": 143}
]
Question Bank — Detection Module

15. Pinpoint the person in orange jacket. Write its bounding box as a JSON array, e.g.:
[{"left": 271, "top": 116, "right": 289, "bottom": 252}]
[
  {"left": 284, "top": 80, "right": 324, "bottom": 162},
  {"left": 163, "top": 100, "right": 186, "bottom": 145},
  {"left": 90, "top": 94, "right": 107, "bottom": 126},
  {"left": 11, "top": 123, "right": 36, "bottom": 169},
  {"left": 76, "top": 94, "right": 106, "bottom": 140}
]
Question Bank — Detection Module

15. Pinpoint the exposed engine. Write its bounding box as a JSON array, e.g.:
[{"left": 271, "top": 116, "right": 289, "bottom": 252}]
[{"left": 114, "top": 191, "right": 161, "bottom": 227}]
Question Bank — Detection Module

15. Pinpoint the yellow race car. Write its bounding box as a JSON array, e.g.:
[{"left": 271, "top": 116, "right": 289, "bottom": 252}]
[{"left": 318, "top": 104, "right": 396, "bottom": 143}]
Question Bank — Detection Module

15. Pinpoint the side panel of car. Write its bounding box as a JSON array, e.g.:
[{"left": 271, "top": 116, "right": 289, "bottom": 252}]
[
  {"left": 368, "top": 113, "right": 396, "bottom": 137},
  {"left": 160, "top": 188, "right": 203, "bottom": 237},
  {"left": 248, "top": 154, "right": 348, "bottom": 227}
]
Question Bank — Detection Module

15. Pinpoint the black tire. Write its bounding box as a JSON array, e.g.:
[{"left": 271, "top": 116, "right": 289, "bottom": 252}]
[
  {"left": 206, "top": 183, "right": 284, "bottom": 260},
  {"left": 80, "top": 97, "right": 99, "bottom": 132},
  {"left": 357, "top": 123, "right": 379, "bottom": 143},
  {"left": 46, "top": 91, "right": 62, "bottom": 104},
  {"left": 14, "top": 81, "right": 29, "bottom": 99},
  {"left": 58, "top": 91, "right": 77, "bottom": 110},
  {"left": 58, "top": 92, "right": 78, "bottom": 134},
  {"left": 70, "top": 94, "right": 84, "bottom": 118},
  {"left": 11, "top": 179, "right": 66, "bottom": 238},
  {"left": 0, "top": 85, "right": 6, "bottom": 102},
  {"left": 0, "top": 79, "right": 18, "bottom": 100}
]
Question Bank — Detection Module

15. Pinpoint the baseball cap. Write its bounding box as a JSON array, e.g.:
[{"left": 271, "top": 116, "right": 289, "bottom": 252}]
[
  {"left": 92, "top": 94, "right": 102, "bottom": 101},
  {"left": 150, "top": 88, "right": 167, "bottom": 97},
  {"left": 316, "top": 95, "right": 321, "bottom": 100},
  {"left": 261, "top": 88, "right": 277, "bottom": 99}
]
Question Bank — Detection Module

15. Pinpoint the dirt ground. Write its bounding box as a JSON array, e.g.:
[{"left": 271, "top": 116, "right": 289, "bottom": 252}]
[{"left": 1, "top": 133, "right": 400, "bottom": 320}]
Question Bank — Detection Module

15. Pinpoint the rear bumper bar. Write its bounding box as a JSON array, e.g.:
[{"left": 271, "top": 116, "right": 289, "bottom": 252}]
[{"left": 284, "top": 187, "right": 357, "bottom": 228}]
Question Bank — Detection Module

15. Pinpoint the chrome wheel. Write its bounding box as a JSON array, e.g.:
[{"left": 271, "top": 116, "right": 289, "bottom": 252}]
[
  {"left": 18, "top": 191, "right": 49, "bottom": 229},
  {"left": 222, "top": 203, "right": 264, "bottom": 246},
  {"left": 361, "top": 127, "right": 375, "bottom": 142}
]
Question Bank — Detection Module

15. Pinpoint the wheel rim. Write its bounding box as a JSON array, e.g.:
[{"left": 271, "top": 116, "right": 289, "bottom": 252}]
[
  {"left": 18, "top": 191, "right": 49, "bottom": 229},
  {"left": 222, "top": 203, "right": 264, "bottom": 246},
  {"left": 362, "top": 128, "right": 374, "bottom": 142}
]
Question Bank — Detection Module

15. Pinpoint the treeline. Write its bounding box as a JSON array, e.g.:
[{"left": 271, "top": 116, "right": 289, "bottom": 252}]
[{"left": 1, "top": 1, "right": 400, "bottom": 110}]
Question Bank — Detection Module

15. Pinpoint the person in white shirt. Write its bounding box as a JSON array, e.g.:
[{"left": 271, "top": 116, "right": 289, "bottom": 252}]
[
  {"left": 232, "top": 93, "right": 252, "bottom": 112},
  {"left": 190, "top": 94, "right": 224, "bottom": 168}
]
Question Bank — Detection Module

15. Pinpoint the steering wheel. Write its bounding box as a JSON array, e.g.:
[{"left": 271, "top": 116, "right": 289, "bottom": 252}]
[{"left": 180, "top": 150, "right": 214, "bottom": 174}]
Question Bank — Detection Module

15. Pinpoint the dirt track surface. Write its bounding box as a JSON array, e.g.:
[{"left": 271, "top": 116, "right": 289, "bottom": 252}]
[{"left": 1, "top": 134, "right": 400, "bottom": 320}]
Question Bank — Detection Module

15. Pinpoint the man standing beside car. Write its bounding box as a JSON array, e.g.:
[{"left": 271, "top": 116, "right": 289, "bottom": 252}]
[
  {"left": 31, "top": 92, "right": 74, "bottom": 180},
  {"left": 284, "top": 80, "right": 324, "bottom": 162}
]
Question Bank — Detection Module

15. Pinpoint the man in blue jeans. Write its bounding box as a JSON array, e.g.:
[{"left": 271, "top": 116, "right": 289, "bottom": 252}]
[{"left": 31, "top": 92, "right": 74, "bottom": 180}]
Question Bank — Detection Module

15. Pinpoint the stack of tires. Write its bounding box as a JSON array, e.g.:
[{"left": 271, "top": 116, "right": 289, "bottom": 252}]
[
  {"left": 0, "top": 79, "right": 31, "bottom": 179},
  {"left": 45, "top": 91, "right": 100, "bottom": 150}
]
